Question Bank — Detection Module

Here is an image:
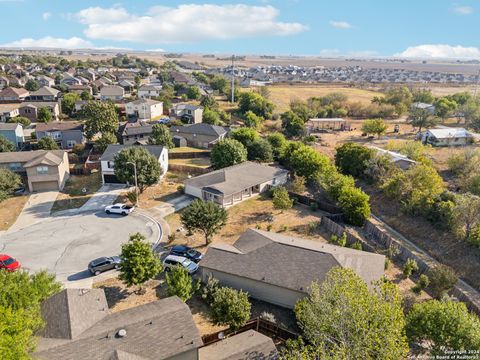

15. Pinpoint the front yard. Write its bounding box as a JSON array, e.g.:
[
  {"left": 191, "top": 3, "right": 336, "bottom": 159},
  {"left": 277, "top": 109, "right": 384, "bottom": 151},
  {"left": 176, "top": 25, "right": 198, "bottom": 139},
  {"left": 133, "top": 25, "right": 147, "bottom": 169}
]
[{"left": 0, "top": 195, "right": 29, "bottom": 231}]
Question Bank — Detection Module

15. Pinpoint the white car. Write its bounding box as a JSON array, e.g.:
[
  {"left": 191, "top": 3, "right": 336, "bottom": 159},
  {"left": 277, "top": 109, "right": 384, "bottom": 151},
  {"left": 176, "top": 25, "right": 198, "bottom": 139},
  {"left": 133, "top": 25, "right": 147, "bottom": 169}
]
[
  {"left": 162, "top": 255, "right": 199, "bottom": 274},
  {"left": 105, "top": 203, "right": 135, "bottom": 216}
]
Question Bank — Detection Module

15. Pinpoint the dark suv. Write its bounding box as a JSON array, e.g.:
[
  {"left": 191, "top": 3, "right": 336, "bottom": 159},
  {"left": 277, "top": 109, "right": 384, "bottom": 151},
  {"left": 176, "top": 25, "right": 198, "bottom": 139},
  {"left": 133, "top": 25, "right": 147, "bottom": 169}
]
[
  {"left": 88, "top": 256, "right": 121, "bottom": 276},
  {"left": 169, "top": 245, "right": 203, "bottom": 263}
]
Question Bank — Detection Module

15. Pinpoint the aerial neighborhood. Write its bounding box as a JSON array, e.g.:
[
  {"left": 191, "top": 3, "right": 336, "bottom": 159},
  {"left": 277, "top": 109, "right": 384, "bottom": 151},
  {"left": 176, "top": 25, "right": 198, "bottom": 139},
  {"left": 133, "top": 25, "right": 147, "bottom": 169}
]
[{"left": 1, "top": 40, "right": 480, "bottom": 360}]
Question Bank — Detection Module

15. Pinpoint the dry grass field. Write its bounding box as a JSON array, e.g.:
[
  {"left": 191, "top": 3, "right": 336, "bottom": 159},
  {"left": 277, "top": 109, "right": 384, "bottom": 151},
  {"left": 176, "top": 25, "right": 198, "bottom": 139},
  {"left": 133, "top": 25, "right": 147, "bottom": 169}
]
[{"left": 0, "top": 195, "right": 29, "bottom": 231}]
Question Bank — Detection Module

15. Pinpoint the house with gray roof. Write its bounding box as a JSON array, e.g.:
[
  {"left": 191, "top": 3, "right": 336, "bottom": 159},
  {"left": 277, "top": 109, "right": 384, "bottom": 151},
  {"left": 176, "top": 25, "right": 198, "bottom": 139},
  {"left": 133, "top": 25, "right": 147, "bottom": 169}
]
[
  {"left": 171, "top": 103, "right": 203, "bottom": 124},
  {"left": 138, "top": 84, "right": 162, "bottom": 99},
  {"left": 36, "top": 121, "right": 85, "bottom": 149},
  {"left": 170, "top": 123, "right": 228, "bottom": 149},
  {"left": 199, "top": 229, "right": 385, "bottom": 308},
  {"left": 26, "top": 86, "right": 60, "bottom": 102},
  {"left": 100, "top": 144, "right": 168, "bottom": 184},
  {"left": 121, "top": 121, "right": 155, "bottom": 145},
  {"left": 0, "top": 122, "right": 24, "bottom": 149},
  {"left": 184, "top": 161, "right": 288, "bottom": 207}
]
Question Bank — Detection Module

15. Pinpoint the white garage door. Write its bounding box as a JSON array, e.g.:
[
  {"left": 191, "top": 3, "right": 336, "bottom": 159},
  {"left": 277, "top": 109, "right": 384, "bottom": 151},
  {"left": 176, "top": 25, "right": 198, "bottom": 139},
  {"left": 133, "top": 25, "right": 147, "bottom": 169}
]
[{"left": 31, "top": 181, "right": 58, "bottom": 192}]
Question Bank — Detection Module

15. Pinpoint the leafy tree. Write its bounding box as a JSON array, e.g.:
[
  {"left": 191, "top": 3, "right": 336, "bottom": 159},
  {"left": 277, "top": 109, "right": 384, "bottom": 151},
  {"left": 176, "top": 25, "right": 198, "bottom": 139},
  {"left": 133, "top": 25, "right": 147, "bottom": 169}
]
[
  {"left": 289, "top": 144, "right": 332, "bottom": 181},
  {"left": 266, "top": 132, "right": 287, "bottom": 159},
  {"left": 25, "top": 79, "right": 39, "bottom": 91},
  {"left": 37, "top": 136, "right": 59, "bottom": 150},
  {"left": 202, "top": 108, "right": 221, "bottom": 125},
  {"left": 80, "top": 90, "right": 92, "bottom": 101},
  {"left": 318, "top": 171, "right": 355, "bottom": 201},
  {"left": 289, "top": 99, "right": 315, "bottom": 121},
  {"left": 295, "top": 268, "right": 408, "bottom": 359},
  {"left": 238, "top": 91, "right": 274, "bottom": 118},
  {"left": 211, "top": 139, "right": 247, "bottom": 170},
  {"left": 82, "top": 101, "right": 119, "bottom": 140},
  {"left": 165, "top": 265, "right": 199, "bottom": 302},
  {"left": 434, "top": 97, "right": 457, "bottom": 119},
  {"left": 281, "top": 110, "right": 305, "bottom": 138},
  {"left": 407, "top": 300, "right": 480, "bottom": 355},
  {"left": 337, "top": 186, "right": 371, "bottom": 226},
  {"left": 408, "top": 107, "right": 439, "bottom": 132},
  {"left": 243, "top": 110, "right": 263, "bottom": 129},
  {"left": 8, "top": 116, "right": 30, "bottom": 127},
  {"left": 428, "top": 264, "right": 458, "bottom": 299},
  {"left": 247, "top": 139, "right": 273, "bottom": 162},
  {"left": 61, "top": 92, "right": 80, "bottom": 116},
  {"left": 289, "top": 175, "right": 306, "bottom": 194},
  {"left": 272, "top": 186, "right": 293, "bottom": 210},
  {"left": 210, "top": 286, "right": 251, "bottom": 331},
  {"left": 119, "top": 233, "right": 162, "bottom": 289},
  {"left": 186, "top": 86, "right": 201, "bottom": 100},
  {"left": 0, "top": 168, "right": 21, "bottom": 201},
  {"left": 383, "top": 86, "right": 413, "bottom": 116},
  {"left": 0, "top": 136, "right": 15, "bottom": 152},
  {"left": 95, "top": 132, "right": 117, "bottom": 153},
  {"left": 148, "top": 123, "right": 174, "bottom": 148},
  {"left": 335, "top": 142, "right": 374, "bottom": 178},
  {"left": 200, "top": 95, "right": 218, "bottom": 110},
  {"left": 37, "top": 107, "right": 52, "bottom": 123},
  {"left": 180, "top": 199, "right": 228, "bottom": 245},
  {"left": 361, "top": 118, "right": 387, "bottom": 137},
  {"left": 210, "top": 75, "right": 228, "bottom": 94},
  {"left": 412, "top": 89, "right": 435, "bottom": 104},
  {"left": 114, "top": 147, "right": 162, "bottom": 192},
  {"left": 452, "top": 193, "right": 480, "bottom": 241},
  {"left": 403, "top": 258, "right": 419, "bottom": 278},
  {"left": 230, "top": 127, "right": 259, "bottom": 147}
]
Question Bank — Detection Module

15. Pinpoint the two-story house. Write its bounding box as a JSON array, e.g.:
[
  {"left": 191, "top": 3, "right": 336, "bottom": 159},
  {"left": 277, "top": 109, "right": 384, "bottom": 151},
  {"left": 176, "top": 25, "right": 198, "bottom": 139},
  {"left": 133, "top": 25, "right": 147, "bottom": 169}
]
[
  {"left": 138, "top": 84, "right": 163, "bottom": 98},
  {"left": 125, "top": 99, "right": 163, "bottom": 121},
  {"left": 36, "top": 75, "right": 55, "bottom": 88},
  {"left": 0, "top": 123, "right": 24, "bottom": 149},
  {"left": 171, "top": 104, "right": 203, "bottom": 124},
  {"left": 26, "top": 86, "right": 60, "bottom": 102},
  {"left": 170, "top": 123, "right": 229, "bottom": 149},
  {"left": 19, "top": 102, "right": 60, "bottom": 122},
  {"left": 0, "top": 104, "right": 21, "bottom": 122},
  {"left": 36, "top": 121, "right": 85, "bottom": 149},
  {"left": 121, "top": 121, "right": 154, "bottom": 145},
  {"left": 100, "top": 85, "right": 124, "bottom": 101}
]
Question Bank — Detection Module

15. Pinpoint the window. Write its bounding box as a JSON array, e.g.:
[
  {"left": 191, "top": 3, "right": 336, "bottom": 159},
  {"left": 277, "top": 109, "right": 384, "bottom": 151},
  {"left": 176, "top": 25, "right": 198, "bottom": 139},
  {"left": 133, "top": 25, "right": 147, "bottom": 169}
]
[
  {"left": 36, "top": 166, "right": 48, "bottom": 175},
  {"left": 272, "top": 178, "right": 277, "bottom": 185},
  {"left": 67, "top": 140, "right": 76, "bottom": 148},
  {"left": 9, "top": 162, "right": 22, "bottom": 171},
  {"left": 107, "top": 161, "right": 114, "bottom": 169}
]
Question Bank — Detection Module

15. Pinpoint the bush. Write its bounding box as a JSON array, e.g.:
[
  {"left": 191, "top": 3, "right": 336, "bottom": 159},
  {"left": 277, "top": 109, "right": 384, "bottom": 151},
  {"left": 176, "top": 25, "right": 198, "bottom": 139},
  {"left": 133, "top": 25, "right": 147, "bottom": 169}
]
[
  {"left": 266, "top": 224, "right": 273, "bottom": 231},
  {"left": 403, "top": 258, "right": 419, "bottom": 279},
  {"left": 412, "top": 274, "right": 429, "bottom": 294},
  {"left": 177, "top": 185, "right": 185, "bottom": 194},
  {"left": 201, "top": 275, "right": 220, "bottom": 304},
  {"left": 246, "top": 139, "right": 273, "bottom": 162},
  {"left": 361, "top": 118, "right": 387, "bottom": 137},
  {"left": 167, "top": 234, "right": 176, "bottom": 243},
  {"left": 280, "top": 224, "right": 288, "bottom": 232},
  {"left": 289, "top": 175, "right": 306, "bottom": 194},
  {"left": 211, "top": 139, "right": 247, "bottom": 170},
  {"left": 210, "top": 287, "right": 251, "bottom": 331},
  {"left": 428, "top": 264, "right": 458, "bottom": 299},
  {"left": 260, "top": 311, "right": 276, "bottom": 323},
  {"left": 72, "top": 143, "right": 86, "bottom": 156},
  {"left": 165, "top": 265, "right": 199, "bottom": 302},
  {"left": 329, "top": 233, "right": 347, "bottom": 247},
  {"left": 335, "top": 142, "right": 374, "bottom": 178},
  {"left": 126, "top": 190, "right": 138, "bottom": 204},
  {"left": 272, "top": 186, "right": 293, "bottom": 210},
  {"left": 337, "top": 186, "right": 371, "bottom": 226},
  {"left": 349, "top": 241, "right": 363, "bottom": 250}
]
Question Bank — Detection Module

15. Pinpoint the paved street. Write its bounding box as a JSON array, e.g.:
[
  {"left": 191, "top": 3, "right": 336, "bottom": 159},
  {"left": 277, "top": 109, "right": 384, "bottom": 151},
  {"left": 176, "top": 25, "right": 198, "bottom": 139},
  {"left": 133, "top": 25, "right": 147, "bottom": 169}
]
[{"left": 0, "top": 211, "right": 160, "bottom": 283}]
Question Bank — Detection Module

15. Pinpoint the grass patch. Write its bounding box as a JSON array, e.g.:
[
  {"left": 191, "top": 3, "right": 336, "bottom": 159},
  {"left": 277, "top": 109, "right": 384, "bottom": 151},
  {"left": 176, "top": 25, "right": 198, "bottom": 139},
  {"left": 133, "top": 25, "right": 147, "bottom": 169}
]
[{"left": 0, "top": 195, "right": 29, "bottom": 231}]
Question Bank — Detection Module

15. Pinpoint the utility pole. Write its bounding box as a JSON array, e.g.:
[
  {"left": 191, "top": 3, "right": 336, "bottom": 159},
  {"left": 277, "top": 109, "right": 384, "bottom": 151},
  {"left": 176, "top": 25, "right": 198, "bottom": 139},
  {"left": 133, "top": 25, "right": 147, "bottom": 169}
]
[{"left": 231, "top": 54, "right": 235, "bottom": 103}]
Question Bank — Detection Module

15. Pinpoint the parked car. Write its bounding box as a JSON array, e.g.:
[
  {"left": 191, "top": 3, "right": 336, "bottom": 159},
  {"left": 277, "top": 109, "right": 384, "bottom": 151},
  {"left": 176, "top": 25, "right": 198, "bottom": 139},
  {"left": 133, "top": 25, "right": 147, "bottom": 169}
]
[
  {"left": 162, "top": 255, "right": 198, "bottom": 274},
  {"left": 158, "top": 117, "right": 171, "bottom": 124},
  {"left": 105, "top": 203, "right": 135, "bottom": 216},
  {"left": 88, "top": 256, "right": 121, "bottom": 276},
  {"left": 0, "top": 254, "right": 20, "bottom": 271},
  {"left": 169, "top": 245, "right": 203, "bottom": 263}
]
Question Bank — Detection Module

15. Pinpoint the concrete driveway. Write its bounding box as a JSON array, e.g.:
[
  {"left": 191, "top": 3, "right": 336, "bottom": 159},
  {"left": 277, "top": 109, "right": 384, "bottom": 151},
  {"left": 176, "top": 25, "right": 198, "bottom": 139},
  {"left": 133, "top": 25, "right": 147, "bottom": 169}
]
[
  {"left": 79, "top": 184, "right": 126, "bottom": 212},
  {"left": 7, "top": 191, "right": 58, "bottom": 233},
  {"left": 0, "top": 211, "right": 160, "bottom": 284}
]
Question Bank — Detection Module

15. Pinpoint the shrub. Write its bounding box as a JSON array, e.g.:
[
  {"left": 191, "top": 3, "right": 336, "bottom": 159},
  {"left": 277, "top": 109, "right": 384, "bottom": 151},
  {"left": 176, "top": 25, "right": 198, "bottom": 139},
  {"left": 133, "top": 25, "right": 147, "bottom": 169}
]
[
  {"left": 361, "top": 118, "right": 387, "bottom": 137},
  {"left": 266, "top": 224, "right": 273, "bottom": 231},
  {"left": 384, "top": 258, "right": 391, "bottom": 270},
  {"left": 428, "top": 264, "right": 458, "bottom": 299},
  {"left": 349, "top": 241, "right": 363, "bottom": 250},
  {"left": 210, "top": 287, "right": 251, "bottom": 331},
  {"left": 403, "top": 259, "right": 419, "bottom": 279},
  {"left": 167, "top": 234, "right": 176, "bottom": 243},
  {"left": 165, "top": 265, "right": 199, "bottom": 302},
  {"left": 289, "top": 175, "right": 306, "bottom": 194},
  {"left": 329, "top": 232, "right": 347, "bottom": 247},
  {"left": 272, "top": 186, "right": 293, "bottom": 210},
  {"left": 201, "top": 275, "right": 220, "bottom": 304},
  {"left": 177, "top": 185, "right": 185, "bottom": 194},
  {"left": 126, "top": 190, "right": 138, "bottom": 204},
  {"left": 335, "top": 142, "right": 374, "bottom": 178},
  {"left": 337, "top": 186, "right": 371, "bottom": 226},
  {"left": 412, "top": 274, "right": 430, "bottom": 294},
  {"left": 280, "top": 224, "right": 288, "bottom": 232},
  {"left": 260, "top": 311, "right": 276, "bottom": 323}
]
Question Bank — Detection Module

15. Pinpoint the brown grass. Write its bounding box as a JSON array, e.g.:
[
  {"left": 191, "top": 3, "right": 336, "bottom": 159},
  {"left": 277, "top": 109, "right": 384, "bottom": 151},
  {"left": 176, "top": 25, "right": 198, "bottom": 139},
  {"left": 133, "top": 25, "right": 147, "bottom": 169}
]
[
  {"left": 0, "top": 195, "right": 29, "bottom": 231},
  {"left": 170, "top": 157, "right": 212, "bottom": 169}
]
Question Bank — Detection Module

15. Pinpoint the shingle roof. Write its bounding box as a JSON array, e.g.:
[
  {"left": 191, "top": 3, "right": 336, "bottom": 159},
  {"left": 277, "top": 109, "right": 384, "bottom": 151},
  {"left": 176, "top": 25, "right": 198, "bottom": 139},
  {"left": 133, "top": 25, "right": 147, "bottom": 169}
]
[
  {"left": 198, "top": 330, "right": 278, "bottom": 360},
  {"left": 122, "top": 122, "right": 154, "bottom": 137},
  {"left": 184, "top": 162, "right": 288, "bottom": 196},
  {"left": 28, "top": 86, "right": 60, "bottom": 97},
  {"left": 35, "top": 295, "right": 203, "bottom": 360},
  {"left": 127, "top": 98, "right": 161, "bottom": 106},
  {"left": 0, "top": 87, "right": 29, "bottom": 97},
  {"left": 0, "top": 150, "right": 65, "bottom": 165},
  {"left": 0, "top": 123, "right": 21, "bottom": 131},
  {"left": 100, "top": 144, "right": 164, "bottom": 162},
  {"left": 200, "top": 229, "right": 385, "bottom": 292},
  {"left": 36, "top": 121, "right": 83, "bottom": 132},
  {"left": 170, "top": 123, "right": 228, "bottom": 137},
  {"left": 23, "top": 151, "right": 64, "bottom": 167}
]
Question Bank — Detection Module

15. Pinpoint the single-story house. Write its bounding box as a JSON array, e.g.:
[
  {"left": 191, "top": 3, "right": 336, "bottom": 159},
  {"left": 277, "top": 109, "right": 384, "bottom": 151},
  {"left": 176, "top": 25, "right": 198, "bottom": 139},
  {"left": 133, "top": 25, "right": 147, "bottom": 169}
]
[
  {"left": 0, "top": 87, "right": 29, "bottom": 102},
  {"left": 0, "top": 123, "right": 24, "bottom": 149},
  {"left": 171, "top": 104, "right": 203, "bottom": 124},
  {"left": 125, "top": 98, "right": 163, "bottom": 121},
  {"left": 200, "top": 229, "right": 385, "bottom": 309},
  {"left": 170, "top": 123, "right": 228, "bottom": 149},
  {"left": 100, "top": 144, "right": 168, "bottom": 184},
  {"left": 100, "top": 85, "right": 124, "bottom": 101},
  {"left": 420, "top": 127, "right": 474, "bottom": 147},
  {"left": 368, "top": 146, "right": 416, "bottom": 170},
  {"left": 184, "top": 161, "right": 289, "bottom": 207},
  {"left": 121, "top": 121, "right": 154, "bottom": 145},
  {"left": 60, "top": 75, "right": 82, "bottom": 86},
  {"left": 0, "top": 150, "right": 69, "bottom": 191},
  {"left": 138, "top": 84, "right": 162, "bottom": 98},
  {"left": 36, "top": 121, "right": 85, "bottom": 149},
  {"left": 19, "top": 102, "right": 60, "bottom": 122},
  {"left": 34, "top": 290, "right": 203, "bottom": 360},
  {"left": 26, "top": 86, "right": 60, "bottom": 102},
  {"left": 412, "top": 102, "right": 435, "bottom": 114}
]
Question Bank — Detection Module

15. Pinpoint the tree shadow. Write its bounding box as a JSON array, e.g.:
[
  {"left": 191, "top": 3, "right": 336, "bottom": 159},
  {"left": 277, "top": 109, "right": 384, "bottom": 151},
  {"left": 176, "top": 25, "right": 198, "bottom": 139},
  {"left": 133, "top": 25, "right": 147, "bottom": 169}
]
[{"left": 96, "top": 285, "right": 131, "bottom": 308}]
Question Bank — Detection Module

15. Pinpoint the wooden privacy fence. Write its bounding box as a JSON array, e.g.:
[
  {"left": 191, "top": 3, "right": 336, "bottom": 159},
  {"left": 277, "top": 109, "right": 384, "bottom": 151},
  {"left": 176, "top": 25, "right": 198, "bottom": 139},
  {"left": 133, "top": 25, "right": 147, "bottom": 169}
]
[
  {"left": 287, "top": 191, "right": 341, "bottom": 214},
  {"left": 169, "top": 151, "right": 211, "bottom": 159}
]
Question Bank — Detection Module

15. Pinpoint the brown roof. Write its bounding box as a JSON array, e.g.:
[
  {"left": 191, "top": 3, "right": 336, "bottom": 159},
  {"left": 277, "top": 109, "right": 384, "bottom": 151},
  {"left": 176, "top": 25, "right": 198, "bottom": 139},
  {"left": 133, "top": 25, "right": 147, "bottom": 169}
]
[
  {"left": 23, "top": 151, "right": 64, "bottom": 167},
  {"left": 36, "top": 121, "right": 83, "bottom": 133},
  {"left": 0, "top": 150, "right": 65, "bottom": 165},
  {"left": 0, "top": 87, "right": 29, "bottom": 97}
]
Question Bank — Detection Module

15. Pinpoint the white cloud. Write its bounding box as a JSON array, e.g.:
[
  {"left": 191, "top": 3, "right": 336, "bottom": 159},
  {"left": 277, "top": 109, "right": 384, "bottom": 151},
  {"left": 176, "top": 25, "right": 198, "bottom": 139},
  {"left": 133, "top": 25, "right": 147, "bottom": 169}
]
[
  {"left": 329, "top": 20, "right": 352, "bottom": 29},
  {"left": 1, "top": 36, "right": 93, "bottom": 49},
  {"left": 453, "top": 5, "right": 473, "bottom": 15},
  {"left": 396, "top": 44, "right": 480, "bottom": 59},
  {"left": 319, "top": 48, "right": 341, "bottom": 56},
  {"left": 147, "top": 48, "right": 165, "bottom": 52},
  {"left": 42, "top": 12, "right": 51, "bottom": 21},
  {"left": 75, "top": 4, "right": 307, "bottom": 44}
]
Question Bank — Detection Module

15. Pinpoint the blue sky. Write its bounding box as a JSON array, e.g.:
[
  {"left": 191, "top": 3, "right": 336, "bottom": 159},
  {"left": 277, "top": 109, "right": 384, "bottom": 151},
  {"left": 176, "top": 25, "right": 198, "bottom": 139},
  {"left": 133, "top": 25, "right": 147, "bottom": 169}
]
[{"left": 0, "top": 0, "right": 479, "bottom": 58}]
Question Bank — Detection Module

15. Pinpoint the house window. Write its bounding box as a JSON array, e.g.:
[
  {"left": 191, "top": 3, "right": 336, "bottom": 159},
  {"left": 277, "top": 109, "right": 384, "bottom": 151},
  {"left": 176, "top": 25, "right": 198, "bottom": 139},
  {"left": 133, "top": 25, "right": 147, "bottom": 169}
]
[
  {"left": 9, "top": 162, "right": 22, "bottom": 171},
  {"left": 272, "top": 178, "right": 276, "bottom": 185},
  {"left": 107, "top": 161, "right": 114, "bottom": 169},
  {"left": 67, "top": 140, "right": 76, "bottom": 148},
  {"left": 36, "top": 166, "right": 48, "bottom": 175}
]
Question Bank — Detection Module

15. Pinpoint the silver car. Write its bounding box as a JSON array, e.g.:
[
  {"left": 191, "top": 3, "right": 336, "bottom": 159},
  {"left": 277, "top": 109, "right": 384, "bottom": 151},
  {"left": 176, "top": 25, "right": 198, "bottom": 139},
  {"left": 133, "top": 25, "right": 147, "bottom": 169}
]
[{"left": 162, "top": 255, "right": 198, "bottom": 274}]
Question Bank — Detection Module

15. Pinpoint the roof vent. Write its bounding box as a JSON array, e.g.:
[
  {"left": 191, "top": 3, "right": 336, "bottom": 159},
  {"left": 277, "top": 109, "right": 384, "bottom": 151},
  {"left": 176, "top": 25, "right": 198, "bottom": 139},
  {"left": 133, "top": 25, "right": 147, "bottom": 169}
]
[{"left": 117, "top": 329, "right": 127, "bottom": 338}]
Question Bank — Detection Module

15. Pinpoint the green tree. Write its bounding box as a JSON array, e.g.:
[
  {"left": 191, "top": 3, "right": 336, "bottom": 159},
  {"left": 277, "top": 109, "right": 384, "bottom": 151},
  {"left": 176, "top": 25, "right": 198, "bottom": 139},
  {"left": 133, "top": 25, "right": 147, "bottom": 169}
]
[
  {"left": 281, "top": 110, "right": 305, "bottom": 138},
  {"left": 238, "top": 91, "right": 274, "bottom": 118},
  {"left": 165, "top": 265, "right": 199, "bottom": 302},
  {"left": 25, "top": 79, "right": 39, "bottom": 91},
  {"left": 243, "top": 110, "right": 263, "bottom": 129},
  {"left": 0, "top": 136, "right": 15, "bottom": 152},
  {"left": 408, "top": 107, "right": 439, "bottom": 132},
  {"left": 272, "top": 186, "right": 293, "bottom": 210},
  {"left": 148, "top": 123, "right": 174, "bottom": 148},
  {"left": 211, "top": 139, "right": 247, "bottom": 170},
  {"left": 335, "top": 142, "right": 374, "bottom": 178},
  {"left": 434, "top": 97, "right": 457, "bottom": 119},
  {"left": 119, "top": 233, "right": 162, "bottom": 289},
  {"left": 266, "top": 132, "right": 287, "bottom": 159},
  {"left": 37, "top": 136, "right": 59, "bottom": 150},
  {"left": 412, "top": 89, "right": 435, "bottom": 104},
  {"left": 210, "top": 75, "right": 228, "bottom": 94},
  {"left": 95, "top": 132, "right": 117, "bottom": 153},
  {"left": 200, "top": 95, "right": 219, "bottom": 110},
  {"left": 82, "top": 101, "right": 119, "bottom": 140},
  {"left": 0, "top": 168, "right": 21, "bottom": 201},
  {"left": 361, "top": 118, "right": 387, "bottom": 137},
  {"left": 289, "top": 144, "right": 332, "bottom": 181},
  {"left": 428, "top": 264, "right": 458, "bottom": 299},
  {"left": 247, "top": 139, "right": 273, "bottom": 162},
  {"left": 337, "top": 186, "right": 371, "bottom": 226},
  {"left": 230, "top": 127, "right": 259, "bottom": 147},
  {"left": 407, "top": 300, "right": 480, "bottom": 355},
  {"left": 37, "top": 107, "right": 52, "bottom": 123},
  {"left": 294, "top": 268, "right": 408, "bottom": 359},
  {"left": 114, "top": 147, "right": 162, "bottom": 192},
  {"left": 8, "top": 116, "right": 30, "bottom": 128},
  {"left": 61, "top": 92, "right": 80, "bottom": 116},
  {"left": 403, "top": 258, "right": 419, "bottom": 278},
  {"left": 202, "top": 108, "right": 221, "bottom": 125},
  {"left": 80, "top": 90, "right": 92, "bottom": 101},
  {"left": 180, "top": 199, "right": 228, "bottom": 245},
  {"left": 186, "top": 86, "right": 201, "bottom": 100},
  {"left": 452, "top": 193, "right": 480, "bottom": 241},
  {"left": 210, "top": 286, "right": 251, "bottom": 331}
]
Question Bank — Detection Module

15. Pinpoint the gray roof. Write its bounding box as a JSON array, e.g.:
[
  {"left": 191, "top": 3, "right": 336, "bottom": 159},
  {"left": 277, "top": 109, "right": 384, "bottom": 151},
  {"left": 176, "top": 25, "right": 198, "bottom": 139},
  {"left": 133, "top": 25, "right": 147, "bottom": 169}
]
[
  {"left": 0, "top": 123, "right": 21, "bottom": 131},
  {"left": 36, "top": 121, "right": 83, "bottom": 133},
  {"left": 199, "top": 330, "right": 278, "bottom": 360},
  {"left": 127, "top": 98, "right": 161, "bottom": 106},
  {"left": 100, "top": 144, "right": 164, "bottom": 162},
  {"left": 28, "top": 86, "right": 60, "bottom": 97},
  {"left": 200, "top": 229, "right": 385, "bottom": 293},
  {"left": 174, "top": 103, "right": 202, "bottom": 111},
  {"left": 36, "top": 294, "right": 203, "bottom": 360},
  {"left": 0, "top": 150, "right": 65, "bottom": 165},
  {"left": 184, "top": 162, "right": 288, "bottom": 196},
  {"left": 170, "top": 123, "right": 228, "bottom": 137},
  {"left": 122, "top": 122, "right": 154, "bottom": 137}
]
